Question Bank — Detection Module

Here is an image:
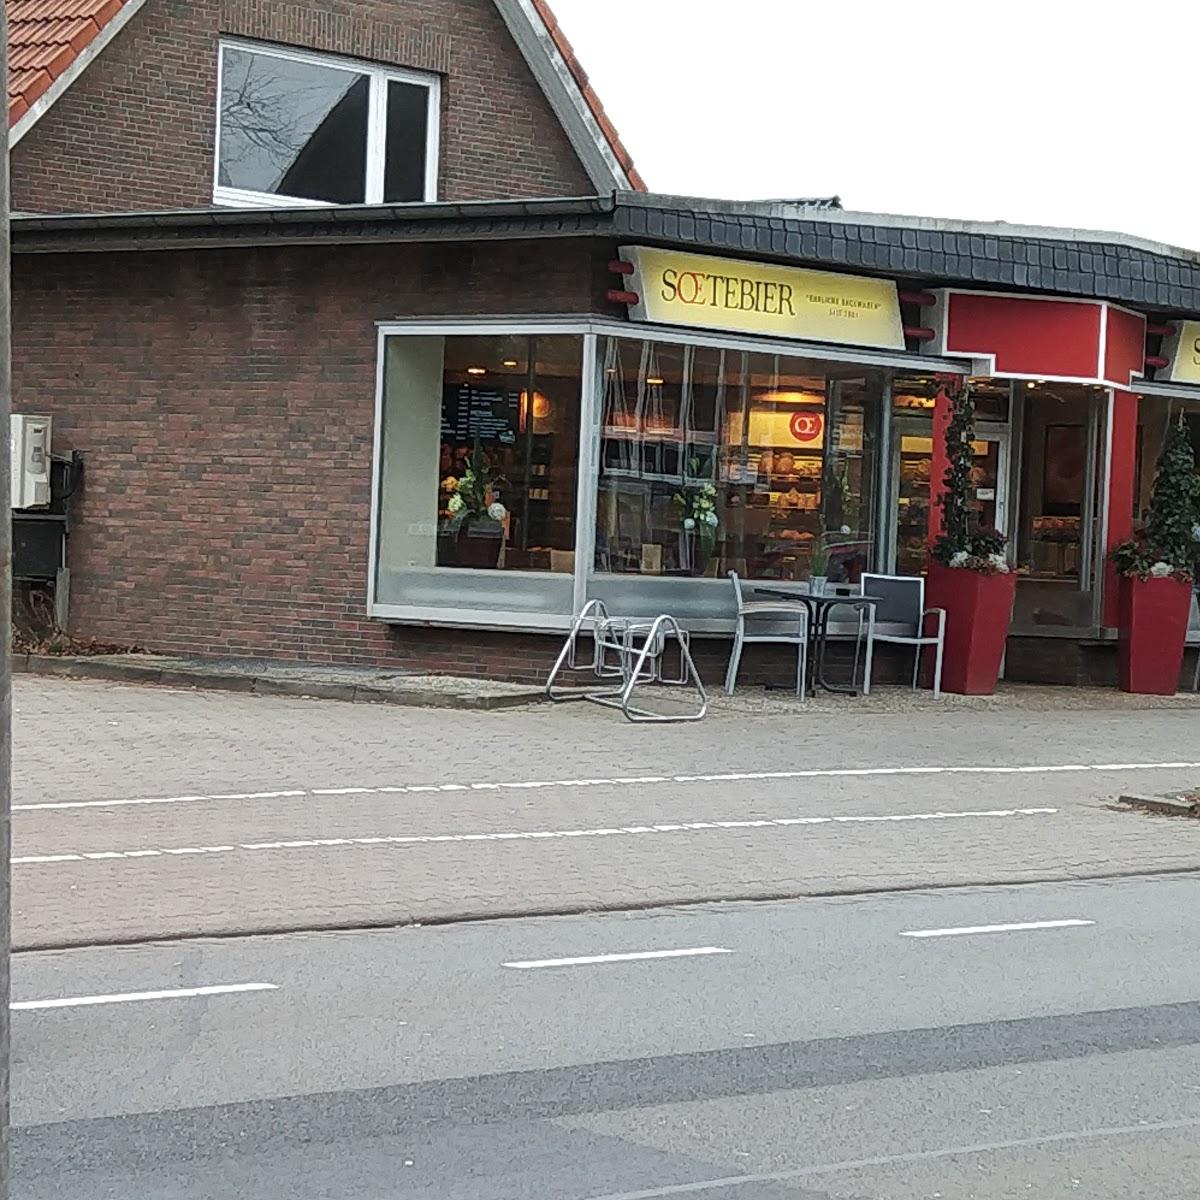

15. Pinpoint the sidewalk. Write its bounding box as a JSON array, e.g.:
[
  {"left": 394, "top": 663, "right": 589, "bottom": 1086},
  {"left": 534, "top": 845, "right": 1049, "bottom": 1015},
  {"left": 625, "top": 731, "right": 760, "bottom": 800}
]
[{"left": 10, "top": 674, "right": 1200, "bottom": 948}]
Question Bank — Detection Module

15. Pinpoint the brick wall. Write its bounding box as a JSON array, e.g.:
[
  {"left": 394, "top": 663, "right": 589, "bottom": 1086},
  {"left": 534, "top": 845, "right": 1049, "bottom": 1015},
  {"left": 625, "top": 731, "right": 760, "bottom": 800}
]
[
  {"left": 11, "top": 237, "right": 605, "bottom": 677},
  {"left": 12, "top": 0, "right": 594, "bottom": 215}
]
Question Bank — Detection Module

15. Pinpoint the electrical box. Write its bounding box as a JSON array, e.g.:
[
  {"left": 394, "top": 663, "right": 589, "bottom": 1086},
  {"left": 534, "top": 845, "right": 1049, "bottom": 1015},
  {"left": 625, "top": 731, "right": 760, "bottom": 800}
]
[{"left": 11, "top": 414, "right": 53, "bottom": 510}]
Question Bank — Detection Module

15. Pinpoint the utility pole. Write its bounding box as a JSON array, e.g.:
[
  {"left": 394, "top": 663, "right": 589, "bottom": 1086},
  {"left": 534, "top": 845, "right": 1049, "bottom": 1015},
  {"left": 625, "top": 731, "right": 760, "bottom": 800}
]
[{"left": 0, "top": 0, "right": 12, "bottom": 1194}]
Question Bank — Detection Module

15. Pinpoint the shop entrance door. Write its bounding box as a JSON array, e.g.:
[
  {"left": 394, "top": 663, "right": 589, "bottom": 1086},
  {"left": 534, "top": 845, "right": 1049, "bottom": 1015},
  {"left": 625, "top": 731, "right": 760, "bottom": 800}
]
[{"left": 892, "top": 418, "right": 1010, "bottom": 575}]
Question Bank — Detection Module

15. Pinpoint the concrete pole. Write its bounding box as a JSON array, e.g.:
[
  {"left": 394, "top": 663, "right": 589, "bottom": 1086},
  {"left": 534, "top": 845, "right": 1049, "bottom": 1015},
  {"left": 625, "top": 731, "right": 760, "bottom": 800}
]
[{"left": 0, "top": 1, "right": 12, "bottom": 1194}]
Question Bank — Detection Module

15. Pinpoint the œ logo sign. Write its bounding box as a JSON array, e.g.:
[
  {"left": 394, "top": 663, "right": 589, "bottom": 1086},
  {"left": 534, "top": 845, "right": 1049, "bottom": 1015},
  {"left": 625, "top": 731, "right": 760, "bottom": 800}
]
[
  {"left": 619, "top": 245, "right": 905, "bottom": 351},
  {"left": 789, "top": 412, "right": 823, "bottom": 442},
  {"left": 1159, "top": 320, "right": 1200, "bottom": 386}
]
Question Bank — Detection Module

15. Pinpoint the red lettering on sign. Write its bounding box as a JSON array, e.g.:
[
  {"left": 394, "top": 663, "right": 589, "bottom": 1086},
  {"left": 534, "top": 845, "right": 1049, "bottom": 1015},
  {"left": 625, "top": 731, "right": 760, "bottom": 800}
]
[{"left": 789, "top": 412, "right": 823, "bottom": 442}]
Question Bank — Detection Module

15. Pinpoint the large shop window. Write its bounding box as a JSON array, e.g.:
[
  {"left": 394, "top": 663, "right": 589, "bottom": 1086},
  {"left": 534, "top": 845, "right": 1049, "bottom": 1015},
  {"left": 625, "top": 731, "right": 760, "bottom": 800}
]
[
  {"left": 588, "top": 337, "right": 882, "bottom": 620},
  {"left": 374, "top": 334, "right": 582, "bottom": 617},
  {"left": 215, "top": 41, "right": 438, "bottom": 207}
]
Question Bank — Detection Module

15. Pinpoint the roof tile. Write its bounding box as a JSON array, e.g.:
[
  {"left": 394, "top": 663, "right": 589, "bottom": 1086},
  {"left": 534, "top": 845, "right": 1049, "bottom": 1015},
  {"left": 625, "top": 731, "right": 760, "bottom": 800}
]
[
  {"left": 530, "top": 0, "right": 646, "bottom": 190},
  {"left": 8, "top": 0, "right": 136, "bottom": 126}
]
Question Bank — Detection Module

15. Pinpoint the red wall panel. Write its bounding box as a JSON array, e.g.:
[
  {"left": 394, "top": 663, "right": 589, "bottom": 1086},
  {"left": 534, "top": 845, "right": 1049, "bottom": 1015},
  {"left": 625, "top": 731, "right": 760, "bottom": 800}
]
[
  {"left": 1104, "top": 307, "right": 1147, "bottom": 389},
  {"left": 945, "top": 293, "right": 1102, "bottom": 379},
  {"left": 1103, "top": 391, "right": 1139, "bottom": 627}
]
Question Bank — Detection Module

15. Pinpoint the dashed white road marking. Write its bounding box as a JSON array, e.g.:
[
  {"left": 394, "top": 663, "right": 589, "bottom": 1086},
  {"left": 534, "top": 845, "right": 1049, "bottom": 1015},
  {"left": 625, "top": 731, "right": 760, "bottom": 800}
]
[
  {"left": 11, "top": 983, "right": 278, "bottom": 1011},
  {"left": 901, "top": 919, "right": 1096, "bottom": 939},
  {"left": 11, "top": 806, "right": 1057, "bottom": 867},
  {"left": 12, "top": 760, "right": 1198, "bottom": 814},
  {"left": 503, "top": 947, "right": 732, "bottom": 970}
]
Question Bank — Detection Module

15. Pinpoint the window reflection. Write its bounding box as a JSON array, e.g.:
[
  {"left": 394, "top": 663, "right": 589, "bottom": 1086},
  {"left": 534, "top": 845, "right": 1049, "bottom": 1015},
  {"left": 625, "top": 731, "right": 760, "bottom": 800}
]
[
  {"left": 595, "top": 338, "right": 881, "bottom": 583},
  {"left": 219, "top": 48, "right": 369, "bottom": 203}
]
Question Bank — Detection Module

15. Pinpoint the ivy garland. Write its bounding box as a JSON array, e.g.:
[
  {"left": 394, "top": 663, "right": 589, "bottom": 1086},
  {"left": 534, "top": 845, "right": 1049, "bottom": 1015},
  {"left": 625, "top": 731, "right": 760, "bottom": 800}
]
[{"left": 929, "top": 375, "right": 1010, "bottom": 574}]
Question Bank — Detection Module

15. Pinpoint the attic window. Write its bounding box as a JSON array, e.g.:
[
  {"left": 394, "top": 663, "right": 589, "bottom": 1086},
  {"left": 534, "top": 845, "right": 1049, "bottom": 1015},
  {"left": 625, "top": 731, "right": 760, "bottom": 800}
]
[{"left": 215, "top": 41, "right": 440, "bottom": 208}]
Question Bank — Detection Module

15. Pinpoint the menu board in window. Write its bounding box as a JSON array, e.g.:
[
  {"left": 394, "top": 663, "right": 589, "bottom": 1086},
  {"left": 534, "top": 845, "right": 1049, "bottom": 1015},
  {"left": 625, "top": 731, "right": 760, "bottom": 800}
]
[{"left": 441, "top": 383, "right": 520, "bottom": 445}]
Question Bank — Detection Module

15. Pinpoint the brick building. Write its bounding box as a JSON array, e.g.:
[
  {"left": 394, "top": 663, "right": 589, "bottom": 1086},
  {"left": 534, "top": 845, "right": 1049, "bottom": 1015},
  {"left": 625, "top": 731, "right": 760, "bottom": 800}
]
[{"left": 8, "top": 0, "right": 1200, "bottom": 686}]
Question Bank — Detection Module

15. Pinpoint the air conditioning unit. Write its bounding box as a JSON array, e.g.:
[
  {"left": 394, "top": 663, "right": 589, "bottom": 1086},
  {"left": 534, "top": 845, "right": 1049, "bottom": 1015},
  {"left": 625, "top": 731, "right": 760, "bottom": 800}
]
[{"left": 11, "top": 414, "right": 53, "bottom": 510}]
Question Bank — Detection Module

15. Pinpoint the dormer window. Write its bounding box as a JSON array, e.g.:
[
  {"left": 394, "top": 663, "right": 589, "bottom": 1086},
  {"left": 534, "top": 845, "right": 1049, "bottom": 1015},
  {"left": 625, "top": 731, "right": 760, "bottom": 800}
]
[{"left": 215, "top": 40, "right": 440, "bottom": 208}]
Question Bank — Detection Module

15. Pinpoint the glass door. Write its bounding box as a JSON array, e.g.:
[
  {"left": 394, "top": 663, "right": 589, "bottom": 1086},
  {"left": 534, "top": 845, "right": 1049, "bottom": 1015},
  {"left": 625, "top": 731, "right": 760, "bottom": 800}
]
[{"left": 892, "top": 418, "right": 1010, "bottom": 575}]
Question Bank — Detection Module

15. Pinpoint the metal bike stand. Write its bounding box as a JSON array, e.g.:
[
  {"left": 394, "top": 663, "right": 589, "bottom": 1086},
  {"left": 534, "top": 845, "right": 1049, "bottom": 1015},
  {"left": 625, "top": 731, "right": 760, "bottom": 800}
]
[
  {"left": 544, "top": 598, "right": 614, "bottom": 702},
  {"left": 546, "top": 608, "right": 708, "bottom": 723},
  {"left": 587, "top": 614, "right": 708, "bottom": 724}
]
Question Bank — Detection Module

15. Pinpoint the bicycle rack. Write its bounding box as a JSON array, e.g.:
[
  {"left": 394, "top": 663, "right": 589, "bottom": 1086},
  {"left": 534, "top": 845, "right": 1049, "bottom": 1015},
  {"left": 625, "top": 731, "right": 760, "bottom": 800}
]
[{"left": 546, "top": 607, "right": 708, "bottom": 723}]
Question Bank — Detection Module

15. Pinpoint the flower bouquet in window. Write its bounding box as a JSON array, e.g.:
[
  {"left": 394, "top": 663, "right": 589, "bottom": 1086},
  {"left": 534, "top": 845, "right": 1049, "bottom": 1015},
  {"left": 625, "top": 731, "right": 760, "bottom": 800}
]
[
  {"left": 674, "top": 471, "right": 719, "bottom": 576},
  {"left": 1110, "top": 414, "right": 1200, "bottom": 693},
  {"left": 442, "top": 438, "right": 508, "bottom": 569},
  {"left": 924, "top": 375, "right": 1017, "bottom": 695}
]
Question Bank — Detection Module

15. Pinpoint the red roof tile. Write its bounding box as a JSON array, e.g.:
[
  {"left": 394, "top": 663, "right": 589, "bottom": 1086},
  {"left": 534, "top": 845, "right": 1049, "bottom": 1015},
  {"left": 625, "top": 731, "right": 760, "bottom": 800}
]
[
  {"left": 8, "top": 0, "right": 130, "bottom": 127},
  {"left": 529, "top": 0, "right": 647, "bottom": 191}
]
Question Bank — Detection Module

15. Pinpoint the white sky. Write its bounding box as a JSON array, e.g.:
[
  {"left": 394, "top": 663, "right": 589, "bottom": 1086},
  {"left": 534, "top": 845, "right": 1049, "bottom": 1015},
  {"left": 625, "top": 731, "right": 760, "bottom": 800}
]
[{"left": 551, "top": 0, "right": 1200, "bottom": 251}]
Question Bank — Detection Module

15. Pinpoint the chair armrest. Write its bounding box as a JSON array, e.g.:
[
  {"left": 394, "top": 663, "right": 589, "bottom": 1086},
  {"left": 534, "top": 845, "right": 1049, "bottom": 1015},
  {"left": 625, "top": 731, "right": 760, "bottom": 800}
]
[{"left": 921, "top": 607, "right": 946, "bottom": 636}]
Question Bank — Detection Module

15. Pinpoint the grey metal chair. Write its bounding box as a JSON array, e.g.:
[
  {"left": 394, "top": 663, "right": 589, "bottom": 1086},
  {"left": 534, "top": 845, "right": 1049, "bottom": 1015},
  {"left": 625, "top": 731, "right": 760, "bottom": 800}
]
[
  {"left": 725, "top": 571, "right": 810, "bottom": 697},
  {"left": 859, "top": 573, "right": 946, "bottom": 699}
]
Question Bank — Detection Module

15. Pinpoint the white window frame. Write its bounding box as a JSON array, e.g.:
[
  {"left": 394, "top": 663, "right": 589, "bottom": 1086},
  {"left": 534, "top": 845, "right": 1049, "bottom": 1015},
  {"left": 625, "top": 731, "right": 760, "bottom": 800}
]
[{"left": 214, "top": 38, "right": 441, "bottom": 209}]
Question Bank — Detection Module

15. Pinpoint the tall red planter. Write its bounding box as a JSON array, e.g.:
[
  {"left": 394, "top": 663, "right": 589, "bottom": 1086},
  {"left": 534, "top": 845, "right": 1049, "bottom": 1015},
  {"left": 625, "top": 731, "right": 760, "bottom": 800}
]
[
  {"left": 1118, "top": 575, "right": 1193, "bottom": 695},
  {"left": 924, "top": 562, "right": 1017, "bottom": 695}
]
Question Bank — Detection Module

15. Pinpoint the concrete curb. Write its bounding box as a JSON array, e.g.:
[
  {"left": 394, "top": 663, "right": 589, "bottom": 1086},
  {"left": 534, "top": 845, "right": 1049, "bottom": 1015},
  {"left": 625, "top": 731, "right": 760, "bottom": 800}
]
[
  {"left": 15, "top": 654, "right": 545, "bottom": 712},
  {"left": 13, "top": 864, "right": 1200, "bottom": 953},
  {"left": 1118, "top": 793, "right": 1200, "bottom": 818}
]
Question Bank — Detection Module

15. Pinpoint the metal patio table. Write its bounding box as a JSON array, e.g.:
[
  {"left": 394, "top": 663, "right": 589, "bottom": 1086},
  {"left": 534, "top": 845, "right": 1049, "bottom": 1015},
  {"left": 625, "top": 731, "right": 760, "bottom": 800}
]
[{"left": 753, "top": 585, "right": 880, "bottom": 696}]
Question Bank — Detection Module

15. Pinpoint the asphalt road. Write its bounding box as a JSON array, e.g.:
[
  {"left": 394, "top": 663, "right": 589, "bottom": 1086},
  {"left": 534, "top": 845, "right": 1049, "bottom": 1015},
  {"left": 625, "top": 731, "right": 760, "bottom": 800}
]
[
  {"left": 11, "top": 679, "right": 1200, "bottom": 946},
  {"left": 12, "top": 874, "right": 1200, "bottom": 1198}
]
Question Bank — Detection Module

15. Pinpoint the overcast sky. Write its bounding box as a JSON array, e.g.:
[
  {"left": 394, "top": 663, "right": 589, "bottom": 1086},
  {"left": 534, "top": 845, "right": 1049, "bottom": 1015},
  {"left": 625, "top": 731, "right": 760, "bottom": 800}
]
[{"left": 551, "top": 0, "right": 1200, "bottom": 251}]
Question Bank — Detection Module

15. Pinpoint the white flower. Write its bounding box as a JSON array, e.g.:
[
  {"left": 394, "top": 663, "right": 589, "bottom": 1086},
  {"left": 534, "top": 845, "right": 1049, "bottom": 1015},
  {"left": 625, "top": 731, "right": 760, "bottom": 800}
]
[
  {"left": 840, "top": 525, "right": 851, "bottom": 535},
  {"left": 487, "top": 502, "right": 507, "bottom": 521},
  {"left": 1149, "top": 561, "right": 1172, "bottom": 577},
  {"left": 702, "top": 483, "right": 717, "bottom": 497},
  {"left": 1192, "top": 523, "right": 1200, "bottom": 543},
  {"left": 949, "top": 551, "right": 969, "bottom": 568},
  {"left": 705, "top": 511, "right": 719, "bottom": 527},
  {"left": 447, "top": 494, "right": 464, "bottom": 514},
  {"left": 988, "top": 553, "right": 1009, "bottom": 572},
  {"left": 683, "top": 517, "right": 696, "bottom": 531}
]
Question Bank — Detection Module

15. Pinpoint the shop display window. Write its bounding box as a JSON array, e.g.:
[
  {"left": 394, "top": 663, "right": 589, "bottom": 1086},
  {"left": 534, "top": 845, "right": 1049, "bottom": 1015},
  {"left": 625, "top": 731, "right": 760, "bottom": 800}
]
[
  {"left": 374, "top": 333, "right": 582, "bottom": 616},
  {"left": 593, "top": 338, "right": 881, "bottom": 587}
]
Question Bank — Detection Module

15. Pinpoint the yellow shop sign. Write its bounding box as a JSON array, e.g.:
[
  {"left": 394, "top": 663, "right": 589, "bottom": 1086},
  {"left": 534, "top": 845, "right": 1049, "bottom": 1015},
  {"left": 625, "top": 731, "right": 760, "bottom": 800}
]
[
  {"left": 1160, "top": 320, "right": 1200, "bottom": 386},
  {"left": 619, "top": 245, "right": 905, "bottom": 351}
]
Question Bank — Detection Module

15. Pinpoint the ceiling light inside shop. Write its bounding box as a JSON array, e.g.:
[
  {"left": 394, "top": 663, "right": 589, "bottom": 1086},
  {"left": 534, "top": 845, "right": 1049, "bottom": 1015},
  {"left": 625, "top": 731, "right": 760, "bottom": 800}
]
[
  {"left": 467, "top": 367, "right": 487, "bottom": 376},
  {"left": 757, "top": 390, "right": 823, "bottom": 406},
  {"left": 645, "top": 376, "right": 665, "bottom": 386},
  {"left": 502, "top": 359, "right": 519, "bottom": 368}
]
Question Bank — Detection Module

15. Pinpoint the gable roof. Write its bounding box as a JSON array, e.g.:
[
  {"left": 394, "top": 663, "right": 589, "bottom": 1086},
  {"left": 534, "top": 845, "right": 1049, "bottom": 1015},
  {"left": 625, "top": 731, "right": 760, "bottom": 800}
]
[
  {"left": 8, "top": 0, "right": 147, "bottom": 138},
  {"left": 6, "top": 0, "right": 644, "bottom": 191}
]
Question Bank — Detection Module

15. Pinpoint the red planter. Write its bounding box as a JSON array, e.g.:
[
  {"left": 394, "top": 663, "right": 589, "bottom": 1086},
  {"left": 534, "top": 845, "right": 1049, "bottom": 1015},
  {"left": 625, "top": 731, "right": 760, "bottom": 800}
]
[
  {"left": 924, "top": 562, "right": 1017, "bottom": 695},
  {"left": 1118, "top": 575, "right": 1193, "bottom": 695}
]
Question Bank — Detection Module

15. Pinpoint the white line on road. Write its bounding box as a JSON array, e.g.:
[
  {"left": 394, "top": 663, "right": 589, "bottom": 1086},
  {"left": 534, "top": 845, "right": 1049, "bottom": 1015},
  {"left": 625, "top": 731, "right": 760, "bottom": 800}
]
[
  {"left": 11, "top": 806, "right": 1058, "bottom": 867},
  {"left": 900, "top": 919, "right": 1096, "bottom": 939},
  {"left": 13, "top": 760, "right": 1200, "bottom": 812},
  {"left": 503, "top": 947, "right": 733, "bottom": 969},
  {"left": 10, "top": 983, "right": 278, "bottom": 1011},
  {"left": 583, "top": 1114, "right": 1200, "bottom": 1199}
]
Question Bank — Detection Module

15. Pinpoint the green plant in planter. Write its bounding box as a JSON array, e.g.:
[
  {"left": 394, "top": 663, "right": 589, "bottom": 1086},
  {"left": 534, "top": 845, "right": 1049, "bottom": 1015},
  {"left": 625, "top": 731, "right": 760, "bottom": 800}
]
[
  {"left": 443, "top": 437, "right": 507, "bottom": 527},
  {"left": 809, "top": 540, "right": 831, "bottom": 578},
  {"left": 1112, "top": 414, "right": 1200, "bottom": 581},
  {"left": 930, "top": 375, "right": 1011, "bottom": 574}
]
